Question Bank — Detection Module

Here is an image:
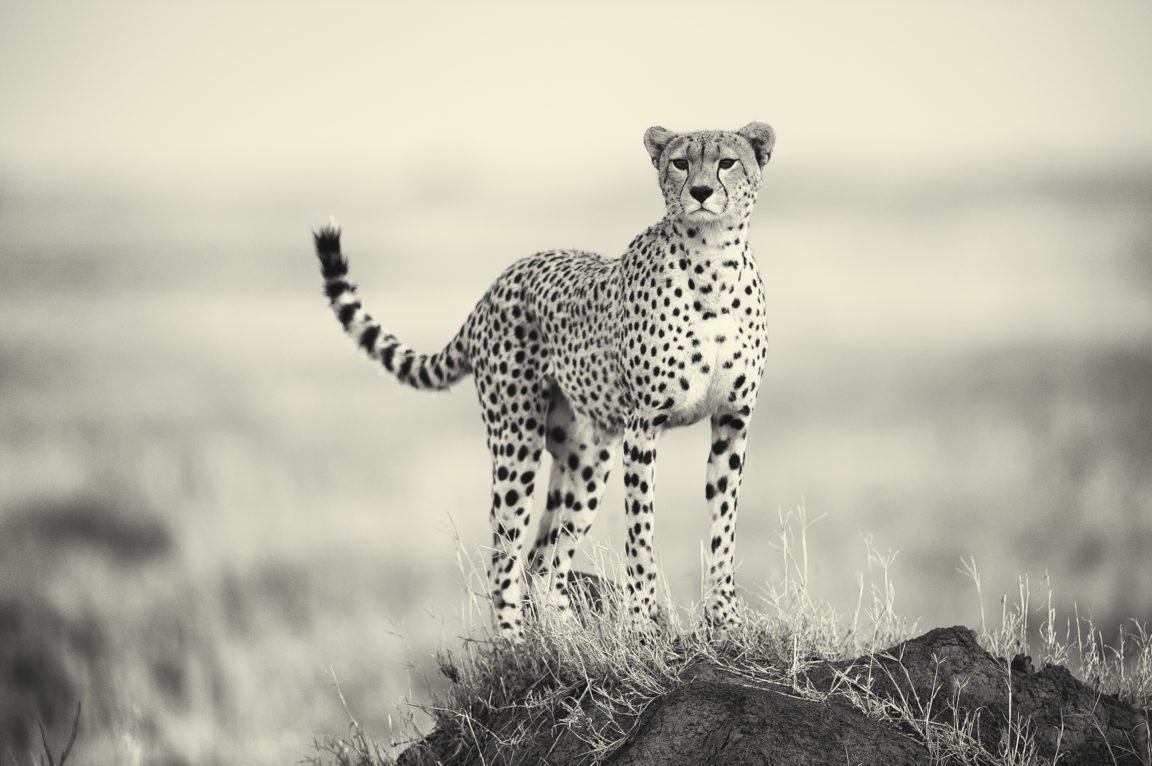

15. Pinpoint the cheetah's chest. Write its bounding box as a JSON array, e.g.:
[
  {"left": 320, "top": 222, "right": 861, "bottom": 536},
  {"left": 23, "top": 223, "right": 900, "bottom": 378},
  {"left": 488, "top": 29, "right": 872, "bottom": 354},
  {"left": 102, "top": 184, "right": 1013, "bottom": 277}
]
[{"left": 638, "top": 250, "right": 764, "bottom": 427}]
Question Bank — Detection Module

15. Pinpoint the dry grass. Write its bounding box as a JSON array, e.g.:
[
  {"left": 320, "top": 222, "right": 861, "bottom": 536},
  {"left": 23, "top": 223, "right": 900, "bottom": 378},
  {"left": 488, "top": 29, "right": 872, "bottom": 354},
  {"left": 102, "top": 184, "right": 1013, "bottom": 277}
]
[{"left": 311, "top": 507, "right": 1152, "bottom": 766}]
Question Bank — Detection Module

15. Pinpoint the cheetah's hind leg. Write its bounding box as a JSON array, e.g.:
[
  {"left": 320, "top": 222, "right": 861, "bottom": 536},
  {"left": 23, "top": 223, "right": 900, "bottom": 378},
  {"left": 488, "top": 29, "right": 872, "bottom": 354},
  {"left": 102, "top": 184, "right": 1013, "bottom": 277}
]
[
  {"left": 527, "top": 387, "right": 616, "bottom": 618},
  {"left": 476, "top": 369, "right": 551, "bottom": 640}
]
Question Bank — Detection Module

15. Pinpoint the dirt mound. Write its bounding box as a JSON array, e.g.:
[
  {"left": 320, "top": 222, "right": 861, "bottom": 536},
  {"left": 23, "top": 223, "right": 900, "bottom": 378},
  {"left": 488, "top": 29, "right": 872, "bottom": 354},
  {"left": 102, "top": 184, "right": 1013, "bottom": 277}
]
[
  {"left": 806, "top": 626, "right": 1149, "bottom": 765},
  {"left": 605, "top": 673, "right": 927, "bottom": 765},
  {"left": 401, "top": 626, "right": 1150, "bottom": 765}
]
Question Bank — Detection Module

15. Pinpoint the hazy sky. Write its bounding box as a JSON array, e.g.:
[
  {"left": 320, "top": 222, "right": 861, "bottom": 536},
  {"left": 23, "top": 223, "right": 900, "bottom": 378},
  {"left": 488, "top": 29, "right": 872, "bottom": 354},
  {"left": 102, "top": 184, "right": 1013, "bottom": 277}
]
[{"left": 3, "top": 1, "right": 1151, "bottom": 193}]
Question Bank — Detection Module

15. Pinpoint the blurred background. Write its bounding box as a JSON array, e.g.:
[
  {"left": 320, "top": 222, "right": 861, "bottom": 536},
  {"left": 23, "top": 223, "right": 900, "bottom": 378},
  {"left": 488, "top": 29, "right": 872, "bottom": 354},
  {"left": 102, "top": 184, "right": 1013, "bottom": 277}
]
[{"left": 2, "top": 1, "right": 1150, "bottom": 763}]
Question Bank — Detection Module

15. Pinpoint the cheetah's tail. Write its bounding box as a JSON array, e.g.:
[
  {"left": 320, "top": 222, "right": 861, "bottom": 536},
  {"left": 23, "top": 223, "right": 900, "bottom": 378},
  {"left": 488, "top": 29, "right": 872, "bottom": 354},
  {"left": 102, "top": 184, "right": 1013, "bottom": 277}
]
[{"left": 313, "top": 222, "right": 472, "bottom": 390}]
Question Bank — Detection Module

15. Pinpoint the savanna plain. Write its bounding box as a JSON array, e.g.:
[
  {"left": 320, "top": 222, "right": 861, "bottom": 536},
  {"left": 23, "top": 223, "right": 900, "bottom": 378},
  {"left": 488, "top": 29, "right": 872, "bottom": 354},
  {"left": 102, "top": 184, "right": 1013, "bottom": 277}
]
[{"left": 1, "top": 161, "right": 1150, "bottom": 764}]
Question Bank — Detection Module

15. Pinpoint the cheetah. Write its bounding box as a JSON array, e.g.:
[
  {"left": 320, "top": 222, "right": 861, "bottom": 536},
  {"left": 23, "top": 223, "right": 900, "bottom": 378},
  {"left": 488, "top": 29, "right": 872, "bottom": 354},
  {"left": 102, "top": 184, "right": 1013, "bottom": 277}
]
[{"left": 314, "top": 122, "right": 775, "bottom": 639}]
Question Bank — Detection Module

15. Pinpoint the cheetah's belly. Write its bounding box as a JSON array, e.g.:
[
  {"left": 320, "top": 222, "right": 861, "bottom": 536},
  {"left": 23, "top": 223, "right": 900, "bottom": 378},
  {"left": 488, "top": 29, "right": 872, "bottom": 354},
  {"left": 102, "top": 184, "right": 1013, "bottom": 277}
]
[{"left": 663, "top": 313, "right": 748, "bottom": 428}]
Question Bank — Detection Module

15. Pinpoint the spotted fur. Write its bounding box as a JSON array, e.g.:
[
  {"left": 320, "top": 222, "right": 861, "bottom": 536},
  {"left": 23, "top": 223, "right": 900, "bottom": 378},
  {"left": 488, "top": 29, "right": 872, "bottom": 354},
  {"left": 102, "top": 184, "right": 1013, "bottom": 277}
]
[{"left": 314, "top": 123, "right": 775, "bottom": 639}]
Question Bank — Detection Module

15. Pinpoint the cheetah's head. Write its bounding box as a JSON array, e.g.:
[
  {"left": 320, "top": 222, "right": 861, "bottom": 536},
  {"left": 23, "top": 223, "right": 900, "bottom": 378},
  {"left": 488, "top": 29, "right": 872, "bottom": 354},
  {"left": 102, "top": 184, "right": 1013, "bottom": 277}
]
[{"left": 644, "top": 123, "right": 775, "bottom": 228}]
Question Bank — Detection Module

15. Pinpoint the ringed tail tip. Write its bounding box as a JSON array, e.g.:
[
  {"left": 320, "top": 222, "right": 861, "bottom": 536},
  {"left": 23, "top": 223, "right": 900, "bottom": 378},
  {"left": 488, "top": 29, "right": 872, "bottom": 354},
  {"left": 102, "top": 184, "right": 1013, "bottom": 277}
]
[{"left": 313, "top": 217, "right": 346, "bottom": 279}]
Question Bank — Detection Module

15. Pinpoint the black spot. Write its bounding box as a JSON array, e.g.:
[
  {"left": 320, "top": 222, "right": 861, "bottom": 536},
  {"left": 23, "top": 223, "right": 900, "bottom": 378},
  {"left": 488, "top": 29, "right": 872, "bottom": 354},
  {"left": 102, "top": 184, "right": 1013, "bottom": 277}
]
[
  {"left": 324, "top": 279, "right": 350, "bottom": 300},
  {"left": 550, "top": 427, "right": 567, "bottom": 443},
  {"left": 520, "top": 471, "right": 535, "bottom": 485},
  {"left": 705, "top": 483, "right": 716, "bottom": 500},
  {"left": 358, "top": 324, "right": 380, "bottom": 352},
  {"left": 380, "top": 343, "right": 396, "bottom": 371},
  {"left": 492, "top": 493, "right": 501, "bottom": 509},
  {"left": 712, "top": 439, "right": 729, "bottom": 455},
  {"left": 729, "top": 454, "right": 741, "bottom": 470},
  {"left": 733, "top": 374, "right": 746, "bottom": 389},
  {"left": 337, "top": 303, "right": 358, "bottom": 328},
  {"left": 717, "top": 477, "right": 728, "bottom": 493},
  {"left": 711, "top": 535, "right": 722, "bottom": 553},
  {"left": 567, "top": 454, "right": 580, "bottom": 470},
  {"left": 505, "top": 489, "right": 520, "bottom": 506}
]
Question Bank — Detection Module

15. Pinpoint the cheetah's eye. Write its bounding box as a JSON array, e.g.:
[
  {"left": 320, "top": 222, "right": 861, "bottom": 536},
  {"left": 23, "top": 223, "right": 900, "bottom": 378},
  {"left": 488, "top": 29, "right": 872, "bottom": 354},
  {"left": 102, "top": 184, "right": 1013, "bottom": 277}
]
[
  {"left": 671, "top": 159, "right": 689, "bottom": 171},
  {"left": 718, "top": 158, "right": 737, "bottom": 169}
]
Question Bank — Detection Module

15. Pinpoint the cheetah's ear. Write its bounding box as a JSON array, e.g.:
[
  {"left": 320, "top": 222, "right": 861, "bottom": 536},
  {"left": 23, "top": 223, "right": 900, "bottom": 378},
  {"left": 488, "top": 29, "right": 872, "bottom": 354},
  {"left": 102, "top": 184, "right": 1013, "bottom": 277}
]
[
  {"left": 737, "top": 122, "right": 776, "bottom": 168},
  {"left": 644, "top": 126, "right": 676, "bottom": 168}
]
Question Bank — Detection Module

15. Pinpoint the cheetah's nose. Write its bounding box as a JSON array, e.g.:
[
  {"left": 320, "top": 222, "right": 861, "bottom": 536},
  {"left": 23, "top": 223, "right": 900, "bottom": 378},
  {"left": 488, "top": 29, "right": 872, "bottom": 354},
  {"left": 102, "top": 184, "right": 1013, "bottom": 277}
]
[{"left": 689, "top": 186, "right": 713, "bottom": 203}]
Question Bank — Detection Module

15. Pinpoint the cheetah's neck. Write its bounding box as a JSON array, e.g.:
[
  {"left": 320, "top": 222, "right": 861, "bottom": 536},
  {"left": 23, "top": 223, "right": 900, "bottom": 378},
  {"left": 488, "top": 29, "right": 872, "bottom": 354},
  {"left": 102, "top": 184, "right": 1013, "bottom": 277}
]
[{"left": 656, "top": 216, "right": 754, "bottom": 267}]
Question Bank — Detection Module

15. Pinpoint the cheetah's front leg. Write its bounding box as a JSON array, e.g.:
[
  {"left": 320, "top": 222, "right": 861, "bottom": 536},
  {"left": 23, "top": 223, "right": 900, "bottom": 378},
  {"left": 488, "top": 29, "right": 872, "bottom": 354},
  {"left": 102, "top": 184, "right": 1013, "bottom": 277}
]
[
  {"left": 704, "top": 410, "right": 751, "bottom": 628},
  {"left": 622, "top": 418, "right": 661, "bottom": 622}
]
